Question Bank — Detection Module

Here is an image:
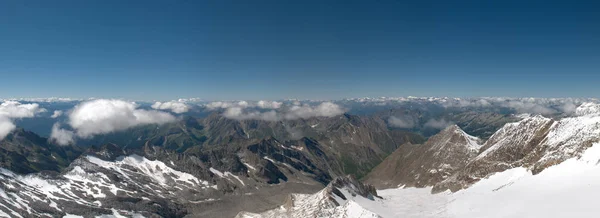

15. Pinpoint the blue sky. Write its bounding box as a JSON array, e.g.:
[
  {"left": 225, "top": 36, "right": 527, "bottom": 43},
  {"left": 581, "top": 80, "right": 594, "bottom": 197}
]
[{"left": 1, "top": 0, "right": 599, "bottom": 100}]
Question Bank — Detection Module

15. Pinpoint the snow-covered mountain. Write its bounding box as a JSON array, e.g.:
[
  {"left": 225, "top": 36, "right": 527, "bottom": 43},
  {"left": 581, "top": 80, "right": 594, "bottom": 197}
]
[
  {"left": 237, "top": 102, "right": 600, "bottom": 218},
  {"left": 0, "top": 152, "right": 217, "bottom": 217},
  {"left": 435, "top": 103, "right": 600, "bottom": 192},
  {"left": 3, "top": 102, "right": 600, "bottom": 217},
  {"left": 359, "top": 102, "right": 600, "bottom": 193}
]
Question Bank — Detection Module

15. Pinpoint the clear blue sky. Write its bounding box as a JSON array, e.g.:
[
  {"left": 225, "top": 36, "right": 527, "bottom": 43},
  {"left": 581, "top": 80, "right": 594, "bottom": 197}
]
[{"left": 1, "top": 0, "right": 599, "bottom": 100}]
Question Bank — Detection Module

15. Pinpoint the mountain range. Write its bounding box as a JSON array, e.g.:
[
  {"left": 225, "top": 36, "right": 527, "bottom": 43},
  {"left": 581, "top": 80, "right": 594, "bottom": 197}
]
[{"left": 2, "top": 101, "right": 600, "bottom": 217}]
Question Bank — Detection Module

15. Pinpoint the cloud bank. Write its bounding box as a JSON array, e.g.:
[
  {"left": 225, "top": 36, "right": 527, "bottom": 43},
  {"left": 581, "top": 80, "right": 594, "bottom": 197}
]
[
  {"left": 0, "top": 101, "right": 46, "bottom": 140},
  {"left": 50, "top": 123, "right": 75, "bottom": 146},
  {"left": 206, "top": 100, "right": 283, "bottom": 110},
  {"left": 424, "top": 118, "right": 453, "bottom": 129},
  {"left": 50, "top": 99, "right": 177, "bottom": 145},
  {"left": 51, "top": 110, "right": 63, "bottom": 118},
  {"left": 388, "top": 116, "right": 415, "bottom": 128},
  {"left": 284, "top": 102, "right": 345, "bottom": 120},
  {"left": 223, "top": 107, "right": 280, "bottom": 121},
  {"left": 221, "top": 102, "right": 345, "bottom": 121},
  {"left": 151, "top": 101, "right": 190, "bottom": 114},
  {"left": 206, "top": 101, "right": 250, "bottom": 110},
  {"left": 438, "top": 97, "right": 587, "bottom": 115},
  {"left": 257, "top": 100, "right": 283, "bottom": 109},
  {"left": 0, "top": 117, "right": 16, "bottom": 140},
  {"left": 0, "top": 101, "right": 46, "bottom": 118}
]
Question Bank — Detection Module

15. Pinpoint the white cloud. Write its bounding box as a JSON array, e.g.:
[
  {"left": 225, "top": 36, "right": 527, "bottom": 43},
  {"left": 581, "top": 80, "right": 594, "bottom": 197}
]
[
  {"left": 0, "top": 117, "right": 16, "bottom": 140},
  {"left": 388, "top": 116, "right": 415, "bottom": 128},
  {"left": 424, "top": 118, "right": 452, "bottom": 129},
  {"left": 205, "top": 101, "right": 250, "bottom": 110},
  {"left": 504, "top": 100, "right": 556, "bottom": 115},
  {"left": 206, "top": 100, "right": 282, "bottom": 110},
  {"left": 285, "top": 125, "right": 304, "bottom": 140},
  {"left": 257, "top": 100, "right": 283, "bottom": 109},
  {"left": 0, "top": 101, "right": 46, "bottom": 118},
  {"left": 284, "top": 102, "right": 345, "bottom": 120},
  {"left": 49, "top": 123, "right": 75, "bottom": 146},
  {"left": 223, "top": 107, "right": 279, "bottom": 121},
  {"left": 442, "top": 99, "right": 492, "bottom": 108},
  {"left": 439, "top": 98, "right": 578, "bottom": 115},
  {"left": 220, "top": 102, "right": 345, "bottom": 121},
  {"left": 51, "top": 110, "right": 63, "bottom": 118},
  {"left": 177, "top": 98, "right": 201, "bottom": 103},
  {"left": 151, "top": 101, "right": 190, "bottom": 114},
  {"left": 0, "top": 101, "right": 46, "bottom": 140},
  {"left": 559, "top": 102, "right": 577, "bottom": 115},
  {"left": 66, "top": 99, "right": 176, "bottom": 138},
  {"left": 3, "top": 97, "right": 80, "bottom": 103}
]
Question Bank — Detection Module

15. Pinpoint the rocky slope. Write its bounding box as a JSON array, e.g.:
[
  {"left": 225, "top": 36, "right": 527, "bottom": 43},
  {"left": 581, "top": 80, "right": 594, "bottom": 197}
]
[
  {"left": 363, "top": 125, "right": 482, "bottom": 189},
  {"left": 0, "top": 128, "right": 82, "bottom": 174}
]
